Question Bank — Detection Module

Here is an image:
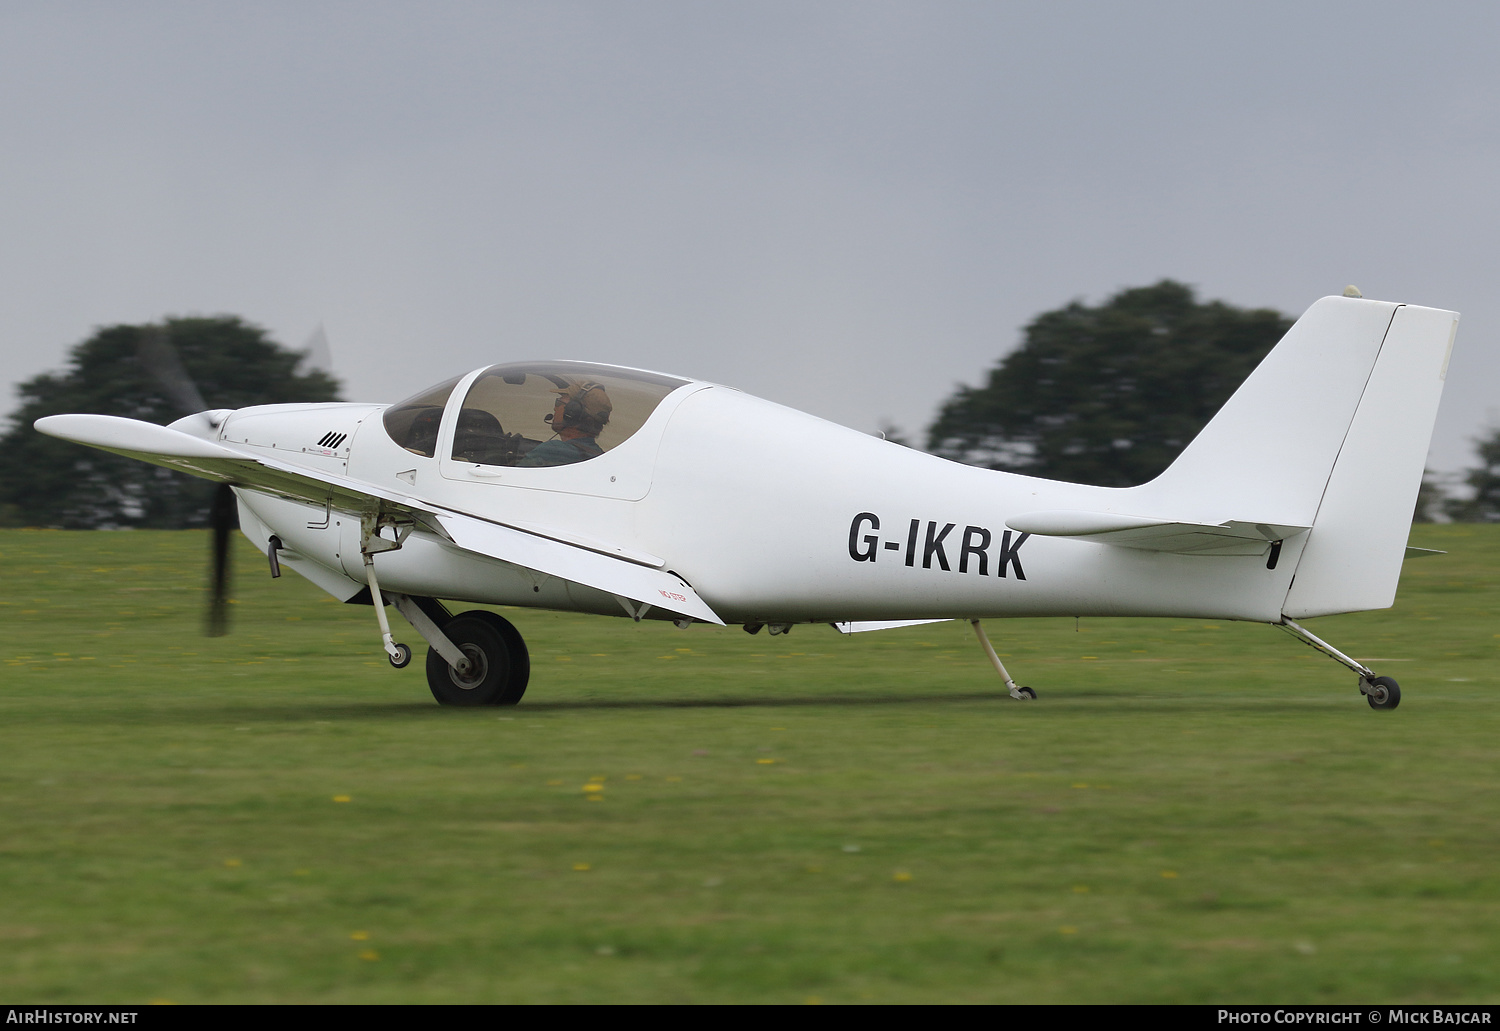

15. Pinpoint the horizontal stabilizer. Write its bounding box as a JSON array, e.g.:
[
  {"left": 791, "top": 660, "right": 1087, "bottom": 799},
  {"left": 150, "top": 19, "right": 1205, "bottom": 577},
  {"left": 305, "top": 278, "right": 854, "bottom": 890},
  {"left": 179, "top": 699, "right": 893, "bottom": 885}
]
[
  {"left": 1006, "top": 510, "right": 1309, "bottom": 556},
  {"left": 832, "top": 618, "right": 953, "bottom": 634}
]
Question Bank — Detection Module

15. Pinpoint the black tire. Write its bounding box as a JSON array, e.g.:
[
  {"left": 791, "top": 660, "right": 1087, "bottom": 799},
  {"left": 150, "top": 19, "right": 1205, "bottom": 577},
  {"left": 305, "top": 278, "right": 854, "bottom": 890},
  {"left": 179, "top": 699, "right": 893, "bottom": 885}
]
[
  {"left": 388, "top": 643, "right": 412, "bottom": 669},
  {"left": 1017, "top": 686, "right": 1037, "bottom": 700},
  {"left": 1365, "top": 675, "right": 1401, "bottom": 710},
  {"left": 463, "top": 609, "right": 529, "bottom": 703},
  {"left": 426, "top": 613, "right": 526, "bottom": 706}
]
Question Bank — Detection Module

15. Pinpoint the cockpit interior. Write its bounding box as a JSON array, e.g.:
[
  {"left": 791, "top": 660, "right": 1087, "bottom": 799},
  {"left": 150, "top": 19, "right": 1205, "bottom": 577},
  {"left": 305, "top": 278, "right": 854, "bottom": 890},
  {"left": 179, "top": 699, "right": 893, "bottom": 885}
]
[{"left": 382, "top": 362, "right": 688, "bottom": 468}]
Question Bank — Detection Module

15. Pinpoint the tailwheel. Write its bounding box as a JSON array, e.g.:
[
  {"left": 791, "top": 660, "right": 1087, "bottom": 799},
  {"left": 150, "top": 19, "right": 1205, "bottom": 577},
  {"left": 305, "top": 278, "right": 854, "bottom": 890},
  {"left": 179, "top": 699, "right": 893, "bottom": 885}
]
[
  {"left": 1015, "top": 686, "right": 1037, "bottom": 700},
  {"left": 426, "top": 610, "right": 531, "bottom": 707},
  {"left": 1361, "top": 675, "right": 1401, "bottom": 711}
]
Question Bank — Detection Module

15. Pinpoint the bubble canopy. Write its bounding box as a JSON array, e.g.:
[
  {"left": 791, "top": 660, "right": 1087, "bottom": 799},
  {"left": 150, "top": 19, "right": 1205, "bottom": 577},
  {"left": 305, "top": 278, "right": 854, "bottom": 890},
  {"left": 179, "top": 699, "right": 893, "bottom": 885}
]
[{"left": 383, "top": 362, "right": 689, "bottom": 467}]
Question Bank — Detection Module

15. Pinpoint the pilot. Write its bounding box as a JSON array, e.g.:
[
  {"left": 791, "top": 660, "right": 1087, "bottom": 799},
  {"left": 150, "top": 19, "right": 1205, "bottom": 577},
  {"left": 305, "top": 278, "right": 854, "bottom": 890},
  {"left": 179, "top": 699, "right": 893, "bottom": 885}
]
[{"left": 517, "top": 379, "right": 613, "bottom": 467}]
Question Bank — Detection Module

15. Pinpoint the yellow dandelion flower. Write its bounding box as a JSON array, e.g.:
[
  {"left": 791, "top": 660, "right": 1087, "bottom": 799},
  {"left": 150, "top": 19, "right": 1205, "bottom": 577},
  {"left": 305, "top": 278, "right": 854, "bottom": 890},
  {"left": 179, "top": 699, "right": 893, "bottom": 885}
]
[
  {"left": 756, "top": 758, "right": 778, "bottom": 765},
  {"left": 358, "top": 949, "right": 380, "bottom": 961},
  {"left": 223, "top": 858, "right": 242, "bottom": 868},
  {"left": 332, "top": 795, "right": 351, "bottom": 803},
  {"left": 892, "top": 871, "right": 913, "bottom": 882},
  {"left": 1161, "top": 870, "right": 1178, "bottom": 879},
  {"left": 573, "top": 863, "right": 591, "bottom": 871},
  {"left": 582, "top": 783, "right": 604, "bottom": 793},
  {"left": 1059, "top": 926, "right": 1078, "bottom": 935}
]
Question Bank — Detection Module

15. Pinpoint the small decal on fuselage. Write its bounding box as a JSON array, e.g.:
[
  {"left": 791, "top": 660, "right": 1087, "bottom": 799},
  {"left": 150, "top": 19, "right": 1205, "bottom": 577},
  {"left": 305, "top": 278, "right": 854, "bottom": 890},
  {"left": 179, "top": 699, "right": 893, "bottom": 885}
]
[
  {"left": 847, "top": 512, "right": 1029, "bottom": 579},
  {"left": 316, "top": 431, "right": 348, "bottom": 449}
]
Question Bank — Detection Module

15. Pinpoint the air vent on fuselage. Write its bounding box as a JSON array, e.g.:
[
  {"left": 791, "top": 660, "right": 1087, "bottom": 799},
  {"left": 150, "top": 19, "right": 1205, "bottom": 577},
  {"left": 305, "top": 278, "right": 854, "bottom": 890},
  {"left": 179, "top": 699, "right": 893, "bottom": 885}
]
[{"left": 316, "top": 431, "right": 348, "bottom": 449}]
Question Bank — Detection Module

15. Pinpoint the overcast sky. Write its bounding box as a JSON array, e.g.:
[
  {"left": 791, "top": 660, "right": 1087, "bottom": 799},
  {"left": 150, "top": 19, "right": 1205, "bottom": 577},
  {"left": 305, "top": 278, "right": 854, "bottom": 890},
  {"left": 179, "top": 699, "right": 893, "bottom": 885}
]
[{"left": 3, "top": 1, "right": 1498, "bottom": 475}]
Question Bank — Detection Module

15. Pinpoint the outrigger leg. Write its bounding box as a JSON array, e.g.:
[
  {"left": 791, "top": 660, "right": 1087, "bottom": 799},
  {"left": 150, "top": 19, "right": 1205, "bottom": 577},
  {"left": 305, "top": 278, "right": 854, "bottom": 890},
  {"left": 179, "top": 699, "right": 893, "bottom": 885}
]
[
  {"left": 362, "top": 554, "right": 411, "bottom": 668},
  {"left": 1276, "top": 617, "right": 1401, "bottom": 710},
  {"left": 359, "top": 506, "right": 416, "bottom": 669},
  {"left": 971, "top": 619, "right": 1036, "bottom": 700}
]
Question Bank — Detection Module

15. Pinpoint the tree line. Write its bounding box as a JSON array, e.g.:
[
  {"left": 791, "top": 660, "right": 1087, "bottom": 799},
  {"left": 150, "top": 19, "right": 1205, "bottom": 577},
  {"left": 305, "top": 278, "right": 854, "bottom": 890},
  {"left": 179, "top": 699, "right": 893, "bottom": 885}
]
[
  {"left": 0, "top": 318, "right": 339, "bottom": 528},
  {"left": 923, "top": 281, "right": 1498, "bottom": 522},
  {"left": 3, "top": 288, "right": 1498, "bottom": 528}
]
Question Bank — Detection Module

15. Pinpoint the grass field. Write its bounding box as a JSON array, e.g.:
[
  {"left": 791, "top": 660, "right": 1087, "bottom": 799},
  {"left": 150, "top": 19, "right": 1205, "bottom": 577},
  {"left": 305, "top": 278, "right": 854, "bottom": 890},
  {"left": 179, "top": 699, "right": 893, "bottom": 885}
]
[{"left": 1, "top": 525, "right": 1497, "bottom": 1004}]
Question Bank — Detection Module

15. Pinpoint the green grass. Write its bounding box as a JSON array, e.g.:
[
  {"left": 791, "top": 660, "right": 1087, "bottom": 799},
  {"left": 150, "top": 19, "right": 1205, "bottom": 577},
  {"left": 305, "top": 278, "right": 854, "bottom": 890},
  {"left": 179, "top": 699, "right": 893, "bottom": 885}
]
[{"left": 1, "top": 525, "right": 1498, "bottom": 1003}]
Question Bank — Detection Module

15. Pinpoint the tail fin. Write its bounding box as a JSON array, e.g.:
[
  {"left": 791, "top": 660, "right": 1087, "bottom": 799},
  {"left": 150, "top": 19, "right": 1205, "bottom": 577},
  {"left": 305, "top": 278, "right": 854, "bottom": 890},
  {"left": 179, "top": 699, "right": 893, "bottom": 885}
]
[
  {"left": 1281, "top": 303, "right": 1458, "bottom": 617},
  {"left": 1145, "top": 295, "right": 1458, "bottom": 617}
]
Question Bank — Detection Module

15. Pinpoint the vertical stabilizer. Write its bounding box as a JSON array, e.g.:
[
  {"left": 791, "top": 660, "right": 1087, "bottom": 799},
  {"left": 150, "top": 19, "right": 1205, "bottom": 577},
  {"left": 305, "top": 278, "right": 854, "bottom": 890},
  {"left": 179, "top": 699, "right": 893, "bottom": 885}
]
[
  {"left": 1146, "top": 296, "right": 1400, "bottom": 525},
  {"left": 1282, "top": 304, "right": 1458, "bottom": 617}
]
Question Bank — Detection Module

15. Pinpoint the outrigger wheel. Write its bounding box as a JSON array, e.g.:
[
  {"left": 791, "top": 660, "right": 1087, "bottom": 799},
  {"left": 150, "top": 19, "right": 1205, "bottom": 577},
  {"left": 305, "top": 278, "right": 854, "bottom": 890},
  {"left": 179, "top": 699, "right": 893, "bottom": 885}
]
[
  {"left": 425, "top": 609, "right": 531, "bottom": 707},
  {"left": 1360, "top": 675, "right": 1401, "bottom": 711}
]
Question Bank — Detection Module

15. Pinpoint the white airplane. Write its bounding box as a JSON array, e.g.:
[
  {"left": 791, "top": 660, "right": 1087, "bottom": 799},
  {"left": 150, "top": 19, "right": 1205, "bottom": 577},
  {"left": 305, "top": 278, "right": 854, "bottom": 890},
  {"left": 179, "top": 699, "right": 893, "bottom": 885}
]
[{"left": 37, "top": 293, "right": 1458, "bottom": 711}]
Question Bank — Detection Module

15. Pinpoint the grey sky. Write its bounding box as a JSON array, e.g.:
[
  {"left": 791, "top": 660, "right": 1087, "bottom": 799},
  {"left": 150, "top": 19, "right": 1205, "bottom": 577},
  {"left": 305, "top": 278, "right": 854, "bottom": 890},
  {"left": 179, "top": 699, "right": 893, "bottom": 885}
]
[{"left": 3, "top": 1, "right": 1497, "bottom": 475}]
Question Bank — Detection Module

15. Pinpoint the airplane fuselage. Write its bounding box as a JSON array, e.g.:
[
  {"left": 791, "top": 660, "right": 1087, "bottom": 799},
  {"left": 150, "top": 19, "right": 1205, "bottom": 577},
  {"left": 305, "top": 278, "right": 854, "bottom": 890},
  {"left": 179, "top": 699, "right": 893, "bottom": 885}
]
[{"left": 230, "top": 379, "right": 1304, "bottom": 626}]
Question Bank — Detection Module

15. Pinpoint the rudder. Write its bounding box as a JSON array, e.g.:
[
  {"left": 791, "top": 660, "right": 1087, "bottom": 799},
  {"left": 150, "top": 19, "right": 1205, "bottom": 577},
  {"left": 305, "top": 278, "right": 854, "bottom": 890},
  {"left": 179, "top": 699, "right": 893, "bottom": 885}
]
[{"left": 1282, "top": 303, "right": 1459, "bottom": 617}]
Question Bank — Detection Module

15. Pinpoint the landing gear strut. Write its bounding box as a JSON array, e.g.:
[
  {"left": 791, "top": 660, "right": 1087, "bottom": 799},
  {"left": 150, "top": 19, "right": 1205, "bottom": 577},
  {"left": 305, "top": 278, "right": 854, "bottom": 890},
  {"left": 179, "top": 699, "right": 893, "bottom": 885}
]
[
  {"left": 971, "top": 620, "right": 1036, "bottom": 700},
  {"left": 358, "top": 506, "right": 416, "bottom": 667},
  {"left": 1277, "top": 618, "right": 1401, "bottom": 710},
  {"left": 350, "top": 504, "right": 531, "bottom": 705}
]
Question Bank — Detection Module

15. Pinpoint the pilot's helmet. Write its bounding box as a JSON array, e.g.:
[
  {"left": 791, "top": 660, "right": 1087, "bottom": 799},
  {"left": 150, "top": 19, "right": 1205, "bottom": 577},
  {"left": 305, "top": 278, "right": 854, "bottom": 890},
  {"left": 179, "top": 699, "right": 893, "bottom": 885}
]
[{"left": 550, "top": 378, "right": 613, "bottom": 434}]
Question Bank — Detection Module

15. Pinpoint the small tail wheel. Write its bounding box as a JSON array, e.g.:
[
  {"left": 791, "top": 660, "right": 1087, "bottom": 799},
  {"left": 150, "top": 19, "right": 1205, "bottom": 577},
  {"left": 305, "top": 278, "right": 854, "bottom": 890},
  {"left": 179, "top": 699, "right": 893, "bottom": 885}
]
[
  {"left": 388, "top": 643, "right": 412, "bottom": 669},
  {"left": 1016, "top": 686, "right": 1037, "bottom": 700},
  {"left": 1364, "top": 675, "right": 1401, "bottom": 710}
]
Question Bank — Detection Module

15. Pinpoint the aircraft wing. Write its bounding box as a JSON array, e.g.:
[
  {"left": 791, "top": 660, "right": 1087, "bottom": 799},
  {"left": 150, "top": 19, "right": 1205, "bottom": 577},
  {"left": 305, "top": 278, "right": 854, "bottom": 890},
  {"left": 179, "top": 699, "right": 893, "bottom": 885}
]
[
  {"left": 1005, "top": 511, "right": 1309, "bottom": 556},
  {"left": 430, "top": 511, "right": 721, "bottom": 625},
  {"left": 34, "top": 413, "right": 723, "bottom": 625}
]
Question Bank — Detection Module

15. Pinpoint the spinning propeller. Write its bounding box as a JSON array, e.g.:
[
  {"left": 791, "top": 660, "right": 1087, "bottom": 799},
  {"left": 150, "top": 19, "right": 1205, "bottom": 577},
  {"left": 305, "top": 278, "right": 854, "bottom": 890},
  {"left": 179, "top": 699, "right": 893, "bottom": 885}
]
[
  {"left": 136, "top": 324, "right": 336, "bottom": 635},
  {"left": 136, "top": 326, "right": 237, "bottom": 636}
]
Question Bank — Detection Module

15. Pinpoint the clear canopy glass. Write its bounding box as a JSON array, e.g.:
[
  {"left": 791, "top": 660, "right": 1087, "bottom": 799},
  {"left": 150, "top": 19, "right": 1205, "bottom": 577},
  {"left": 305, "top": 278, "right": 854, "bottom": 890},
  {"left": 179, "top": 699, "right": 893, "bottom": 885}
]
[
  {"left": 382, "top": 374, "right": 463, "bottom": 458},
  {"left": 449, "top": 362, "right": 688, "bottom": 468}
]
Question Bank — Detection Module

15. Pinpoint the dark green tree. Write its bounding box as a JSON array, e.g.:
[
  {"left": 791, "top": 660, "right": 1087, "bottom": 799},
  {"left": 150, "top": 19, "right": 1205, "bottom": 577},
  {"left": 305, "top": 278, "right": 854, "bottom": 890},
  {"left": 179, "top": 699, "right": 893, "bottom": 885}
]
[
  {"left": 927, "top": 281, "right": 1293, "bottom": 486},
  {"left": 1444, "top": 432, "right": 1500, "bottom": 522},
  {"left": 0, "top": 317, "right": 340, "bottom": 528}
]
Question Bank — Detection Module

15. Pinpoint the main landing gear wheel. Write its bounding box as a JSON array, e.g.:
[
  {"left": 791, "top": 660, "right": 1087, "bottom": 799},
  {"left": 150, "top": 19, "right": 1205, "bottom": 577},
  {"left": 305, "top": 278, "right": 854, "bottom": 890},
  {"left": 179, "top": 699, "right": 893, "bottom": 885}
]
[
  {"left": 426, "top": 610, "right": 531, "bottom": 707},
  {"left": 1015, "top": 686, "right": 1037, "bottom": 700},
  {"left": 1362, "top": 675, "right": 1401, "bottom": 711}
]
